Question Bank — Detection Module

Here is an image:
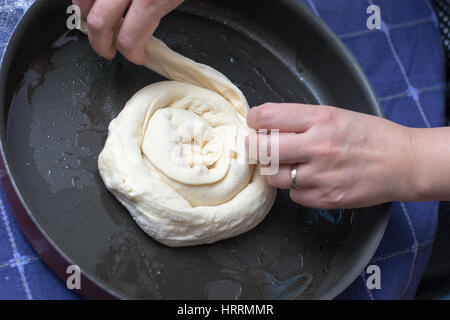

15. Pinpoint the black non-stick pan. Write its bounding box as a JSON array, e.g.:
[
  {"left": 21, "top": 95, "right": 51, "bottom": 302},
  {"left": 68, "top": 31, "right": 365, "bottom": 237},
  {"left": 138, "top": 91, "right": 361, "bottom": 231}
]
[{"left": 0, "top": 0, "right": 390, "bottom": 299}]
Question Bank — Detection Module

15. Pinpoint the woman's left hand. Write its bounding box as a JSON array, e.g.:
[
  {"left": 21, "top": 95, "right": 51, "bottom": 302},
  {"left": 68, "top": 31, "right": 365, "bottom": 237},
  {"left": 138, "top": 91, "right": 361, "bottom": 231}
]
[{"left": 246, "top": 103, "right": 419, "bottom": 209}]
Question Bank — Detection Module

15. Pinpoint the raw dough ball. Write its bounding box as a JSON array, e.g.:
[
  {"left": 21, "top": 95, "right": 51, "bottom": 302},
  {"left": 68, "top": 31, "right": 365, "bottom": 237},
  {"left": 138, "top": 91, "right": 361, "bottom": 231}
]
[{"left": 82, "top": 23, "right": 276, "bottom": 246}]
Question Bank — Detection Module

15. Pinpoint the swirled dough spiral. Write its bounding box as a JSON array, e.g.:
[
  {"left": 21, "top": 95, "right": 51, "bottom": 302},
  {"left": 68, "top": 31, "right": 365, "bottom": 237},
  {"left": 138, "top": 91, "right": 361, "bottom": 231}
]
[{"left": 81, "top": 23, "right": 276, "bottom": 247}]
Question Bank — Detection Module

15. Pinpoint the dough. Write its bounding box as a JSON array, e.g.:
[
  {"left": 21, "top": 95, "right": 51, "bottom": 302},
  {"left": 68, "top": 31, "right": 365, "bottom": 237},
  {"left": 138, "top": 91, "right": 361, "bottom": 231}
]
[{"left": 80, "top": 22, "right": 276, "bottom": 247}]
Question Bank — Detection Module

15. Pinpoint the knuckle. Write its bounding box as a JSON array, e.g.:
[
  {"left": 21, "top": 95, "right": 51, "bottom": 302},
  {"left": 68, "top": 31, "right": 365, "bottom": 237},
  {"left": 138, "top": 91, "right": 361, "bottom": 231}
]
[
  {"left": 312, "top": 144, "right": 334, "bottom": 159},
  {"left": 117, "top": 34, "right": 134, "bottom": 52},
  {"left": 117, "top": 34, "right": 145, "bottom": 65},
  {"left": 87, "top": 12, "right": 105, "bottom": 32},
  {"left": 313, "top": 135, "right": 341, "bottom": 158},
  {"left": 315, "top": 108, "right": 335, "bottom": 125}
]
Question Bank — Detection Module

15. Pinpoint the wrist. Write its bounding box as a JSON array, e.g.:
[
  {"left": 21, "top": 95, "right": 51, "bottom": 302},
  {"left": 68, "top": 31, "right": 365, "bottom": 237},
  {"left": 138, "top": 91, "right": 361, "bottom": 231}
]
[
  {"left": 403, "top": 127, "right": 425, "bottom": 201},
  {"left": 406, "top": 127, "right": 450, "bottom": 201},
  {"left": 388, "top": 126, "right": 424, "bottom": 202},
  {"left": 399, "top": 127, "right": 441, "bottom": 202}
]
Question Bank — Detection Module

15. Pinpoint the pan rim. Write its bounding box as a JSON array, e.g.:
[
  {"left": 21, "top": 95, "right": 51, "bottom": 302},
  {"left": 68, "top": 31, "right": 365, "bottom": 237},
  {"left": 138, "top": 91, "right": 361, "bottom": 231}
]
[{"left": 0, "top": 0, "right": 390, "bottom": 300}]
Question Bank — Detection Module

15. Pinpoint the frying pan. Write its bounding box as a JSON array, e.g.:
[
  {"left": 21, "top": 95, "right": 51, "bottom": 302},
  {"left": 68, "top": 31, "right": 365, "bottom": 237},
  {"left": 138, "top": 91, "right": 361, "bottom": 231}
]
[{"left": 0, "top": 0, "right": 391, "bottom": 299}]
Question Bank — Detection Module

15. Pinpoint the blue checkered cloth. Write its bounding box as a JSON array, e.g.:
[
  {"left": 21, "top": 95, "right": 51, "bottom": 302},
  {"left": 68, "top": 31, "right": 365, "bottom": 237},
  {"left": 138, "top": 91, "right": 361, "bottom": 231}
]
[{"left": 0, "top": 0, "right": 446, "bottom": 300}]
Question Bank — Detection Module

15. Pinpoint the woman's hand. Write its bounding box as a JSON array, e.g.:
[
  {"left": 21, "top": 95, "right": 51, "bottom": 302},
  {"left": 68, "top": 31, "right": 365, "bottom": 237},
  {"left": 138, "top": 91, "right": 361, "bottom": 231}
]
[
  {"left": 73, "top": 0, "right": 184, "bottom": 65},
  {"left": 246, "top": 103, "right": 422, "bottom": 209}
]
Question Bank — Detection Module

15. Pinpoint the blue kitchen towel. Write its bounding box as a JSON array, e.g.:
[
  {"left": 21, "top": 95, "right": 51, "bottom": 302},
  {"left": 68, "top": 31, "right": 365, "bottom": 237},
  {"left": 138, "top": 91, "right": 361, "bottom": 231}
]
[{"left": 0, "top": 0, "right": 446, "bottom": 299}]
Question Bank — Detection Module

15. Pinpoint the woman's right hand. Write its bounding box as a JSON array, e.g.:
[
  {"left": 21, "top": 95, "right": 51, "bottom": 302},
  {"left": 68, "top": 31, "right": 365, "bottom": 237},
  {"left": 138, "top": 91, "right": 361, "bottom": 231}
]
[
  {"left": 73, "top": 0, "right": 184, "bottom": 65},
  {"left": 246, "top": 103, "right": 423, "bottom": 209}
]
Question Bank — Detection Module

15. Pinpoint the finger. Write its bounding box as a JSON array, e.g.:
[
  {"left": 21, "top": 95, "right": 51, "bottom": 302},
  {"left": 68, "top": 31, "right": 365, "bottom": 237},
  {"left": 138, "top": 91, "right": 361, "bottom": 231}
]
[
  {"left": 73, "top": 0, "right": 95, "bottom": 20},
  {"left": 289, "top": 188, "right": 325, "bottom": 208},
  {"left": 246, "top": 132, "right": 310, "bottom": 164},
  {"left": 86, "top": 0, "right": 131, "bottom": 60},
  {"left": 247, "top": 103, "right": 321, "bottom": 133},
  {"left": 117, "top": 0, "right": 183, "bottom": 65},
  {"left": 289, "top": 187, "right": 350, "bottom": 209},
  {"left": 265, "top": 164, "right": 314, "bottom": 189}
]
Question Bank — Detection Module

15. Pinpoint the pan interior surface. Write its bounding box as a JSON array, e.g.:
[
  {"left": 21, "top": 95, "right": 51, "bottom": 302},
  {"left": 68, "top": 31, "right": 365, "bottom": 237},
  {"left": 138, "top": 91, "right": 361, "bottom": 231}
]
[{"left": 1, "top": 0, "right": 389, "bottom": 299}]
